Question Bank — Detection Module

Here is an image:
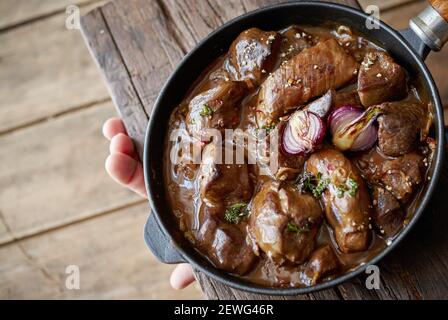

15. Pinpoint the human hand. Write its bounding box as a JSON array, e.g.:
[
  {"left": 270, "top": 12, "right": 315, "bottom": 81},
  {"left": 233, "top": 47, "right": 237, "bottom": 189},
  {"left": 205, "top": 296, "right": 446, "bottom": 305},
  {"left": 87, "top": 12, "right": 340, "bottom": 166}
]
[{"left": 102, "top": 117, "right": 195, "bottom": 290}]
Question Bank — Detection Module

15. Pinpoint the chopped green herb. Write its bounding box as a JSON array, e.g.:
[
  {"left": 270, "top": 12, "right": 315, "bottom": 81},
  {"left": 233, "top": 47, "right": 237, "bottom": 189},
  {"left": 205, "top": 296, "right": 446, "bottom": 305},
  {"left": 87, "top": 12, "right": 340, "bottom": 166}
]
[
  {"left": 335, "top": 177, "right": 359, "bottom": 198},
  {"left": 199, "top": 103, "right": 214, "bottom": 116},
  {"left": 295, "top": 172, "right": 314, "bottom": 194},
  {"left": 312, "top": 173, "right": 330, "bottom": 198},
  {"left": 287, "top": 222, "right": 310, "bottom": 234},
  {"left": 224, "top": 203, "right": 248, "bottom": 224},
  {"left": 295, "top": 172, "right": 329, "bottom": 198},
  {"left": 347, "top": 178, "right": 359, "bottom": 196}
]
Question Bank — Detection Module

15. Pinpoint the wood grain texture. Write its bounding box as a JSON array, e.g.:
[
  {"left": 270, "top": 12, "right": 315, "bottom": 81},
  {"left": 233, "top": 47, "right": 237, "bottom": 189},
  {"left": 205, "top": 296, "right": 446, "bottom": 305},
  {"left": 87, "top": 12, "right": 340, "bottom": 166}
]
[
  {"left": 0, "top": 203, "right": 203, "bottom": 299},
  {"left": 429, "top": 0, "right": 448, "bottom": 21},
  {"left": 0, "top": 101, "right": 141, "bottom": 245},
  {"left": 0, "top": 3, "right": 110, "bottom": 134},
  {"left": 0, "top": 0, "right": 96, "bottom": 30},
  {"left": 80, "top": 0, "right": 448, "bottom": 300},
  {"left": 358, "top": 0, "right": 416, "bottom": 11}
]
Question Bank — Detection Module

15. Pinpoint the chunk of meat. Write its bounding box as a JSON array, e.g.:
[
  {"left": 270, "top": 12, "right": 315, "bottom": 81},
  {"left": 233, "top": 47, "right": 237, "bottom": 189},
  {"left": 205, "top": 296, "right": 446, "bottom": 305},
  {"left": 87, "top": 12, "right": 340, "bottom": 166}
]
[
  {"left": 358, "top": 51, "right": 407, "bottom": 107},
  {"left": 186, "top": 81, "right": 247, "bottom": 136},
  {"left": 256, "top": 38, "right": 359, "bottom": 128},
  {"left": 306, "top": 148, "right": 372, "bottom": 253},
  {"left": 195, "top": 143, "right": 256, "bottom": 274},
  {"left": 198, "top": 143, "right": 253, "bottom": 205},
  {"left": 197, "top": 212, "right": 257, "bottom": 275},
  {"left": 228, "top": 28, "right": 281, "bottom": 86},
  {"left": 249, "top": 180, "right": 322, "bottom": 264},
  {"left": 372, "top": 186, "right": 405, "bottom": 237},
  {"left": 303, "top": 245, "right": 340, "bottom": 285},
  {"left": 333, "top": 88, "right": 361, "bottom": 109},
  {"left": 377, "top": 101, "right": 429, "bottom": 157},
  {"left": 355, "top": 149, "right": 425, "bottom": 203},
  {"left": 278, "top": 26, "right": 314, "bottom": 63}
]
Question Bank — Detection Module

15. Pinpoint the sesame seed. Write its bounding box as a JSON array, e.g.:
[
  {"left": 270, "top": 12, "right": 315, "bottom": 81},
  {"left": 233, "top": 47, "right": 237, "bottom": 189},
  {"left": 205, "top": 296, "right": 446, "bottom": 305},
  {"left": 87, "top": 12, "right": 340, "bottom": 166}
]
[{"left": 376, "top": 73, "right": 382, "bottom": 78}]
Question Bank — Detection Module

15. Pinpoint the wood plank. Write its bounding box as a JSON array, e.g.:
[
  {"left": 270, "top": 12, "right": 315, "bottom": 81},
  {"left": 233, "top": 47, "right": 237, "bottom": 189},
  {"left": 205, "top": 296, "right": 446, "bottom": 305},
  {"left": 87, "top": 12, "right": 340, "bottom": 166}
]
[
  {"left": 81, "top": 0, "right": 447, "bottom": 300},
  {"left": 0, "top": 0, "right": 97, "bottom": 30},
  {"left": 0, "top": 203, "right": 202, "bottom": 299},
  {"left": 0, "top": 101, "right": 141, "bottom": 245},
  {"left": 0, "top": 4, "right": 110, "bottom": 134},
  {"left": 358, "top": 0, "right": 416, "bottom": 11},
  {"left": 380, "top": 0, "right": 448, "bottom": 108}
]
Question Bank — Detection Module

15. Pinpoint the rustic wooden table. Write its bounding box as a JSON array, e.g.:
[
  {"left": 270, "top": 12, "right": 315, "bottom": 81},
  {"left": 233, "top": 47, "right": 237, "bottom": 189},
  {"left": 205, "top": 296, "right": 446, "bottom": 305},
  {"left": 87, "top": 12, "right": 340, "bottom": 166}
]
[{"left": 81, "top": 0, "right": 448, "bottom": 299}]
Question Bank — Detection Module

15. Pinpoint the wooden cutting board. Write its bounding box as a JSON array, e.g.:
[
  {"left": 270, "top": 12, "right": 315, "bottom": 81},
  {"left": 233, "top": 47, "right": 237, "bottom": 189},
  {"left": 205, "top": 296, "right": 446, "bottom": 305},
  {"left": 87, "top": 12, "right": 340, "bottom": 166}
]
[{"left": 80, "top": 0, "right": 448, "bottom": 299}]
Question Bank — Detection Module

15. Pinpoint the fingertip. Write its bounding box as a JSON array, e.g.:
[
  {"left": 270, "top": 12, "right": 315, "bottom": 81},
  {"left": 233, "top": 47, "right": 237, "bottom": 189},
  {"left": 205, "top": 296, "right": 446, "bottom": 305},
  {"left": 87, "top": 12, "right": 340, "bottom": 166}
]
[
  {"left": 105, "top": 152, "right": 137, "bottom": 185},
  {"left": 170, "top": 264, "right": 195, "bottom": 290},
  {"left": 110, "top": 133, "right": 135, "bottom": 156},
  {"left": 103, "top": 117, "right": 126, "bottom": 140}
]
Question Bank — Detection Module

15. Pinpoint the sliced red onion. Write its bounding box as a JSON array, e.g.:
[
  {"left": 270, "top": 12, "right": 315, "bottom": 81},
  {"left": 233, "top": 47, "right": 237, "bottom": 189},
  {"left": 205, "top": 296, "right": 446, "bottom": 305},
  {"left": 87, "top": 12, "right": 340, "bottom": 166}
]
[
  {"left": 329, "top": 105, "right": 383, "bottom": 152},
  {"left": 282, "top": 110, "right": 326, "bottom": 155},
  {"left": 305, "top": 89, "right": 334, "bottom": 119}
]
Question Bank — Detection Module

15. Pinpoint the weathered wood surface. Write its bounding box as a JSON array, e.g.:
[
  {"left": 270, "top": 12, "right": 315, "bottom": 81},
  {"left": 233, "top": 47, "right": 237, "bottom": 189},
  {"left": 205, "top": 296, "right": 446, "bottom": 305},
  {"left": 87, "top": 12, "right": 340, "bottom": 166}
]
[
  {"left": 0, "top": 0, "right": 96, "bottom": 30},
  {"left": 80, "top": 0, "right": 448, "bottom": 299},
  {"left": 0, "top": 101, "right": 141, "bottom": 245},
  {"left": 0, "top": 202, "right": 202, "bottom": 299},
  {"left": 0, "top": 2, "right": 109, "bottom": 134}
]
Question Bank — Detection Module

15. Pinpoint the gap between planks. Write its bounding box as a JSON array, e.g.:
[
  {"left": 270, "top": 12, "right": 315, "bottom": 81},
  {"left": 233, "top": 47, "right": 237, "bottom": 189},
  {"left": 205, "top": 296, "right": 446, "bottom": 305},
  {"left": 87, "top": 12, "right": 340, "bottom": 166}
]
[
  {"left": 0, "top": 97, "right": 111, "bottom": 137},
  {"left": 0, "top": 199, "right": 147, "bottom": 248}
]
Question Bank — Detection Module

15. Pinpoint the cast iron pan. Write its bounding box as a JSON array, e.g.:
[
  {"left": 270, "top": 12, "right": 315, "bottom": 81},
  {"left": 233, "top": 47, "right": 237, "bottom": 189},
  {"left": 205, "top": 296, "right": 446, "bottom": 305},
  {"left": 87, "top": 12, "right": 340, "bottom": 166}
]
[{"left": 143, "top": 1, "right": 447, "bottom": 295}]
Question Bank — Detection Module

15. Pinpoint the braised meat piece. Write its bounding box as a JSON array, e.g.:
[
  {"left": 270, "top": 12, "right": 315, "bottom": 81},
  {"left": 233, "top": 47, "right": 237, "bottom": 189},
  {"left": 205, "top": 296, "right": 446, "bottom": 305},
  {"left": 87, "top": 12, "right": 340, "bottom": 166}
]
[
  {"left": 256, "top": 38, "right": 359, "bottom": 128},
  {"left": 195, "top": 144, "right": 256, "bottom": 274},
  {"left": 306, "top": 148, "right": 372, "bottom": 253},
  {"left": 355, "top": 149, "right": 425, "bottom": 203},
  {"left": 358, "top": 51, "right": 407, "bottom": 107},
  {"left": 228, "top": 28, "right": 281, "bottom": 86},
  {"left": 333, "top": 88, "right": 361, "bottom": 109},
  {"left": 377, "top": 101, "right": 429, "bottom": 157},
  {"left": 249, "top": 180, "right": 322, "bottom": 264},
  {"left": 278, "top": 26, "right": 314, "bottom": 63},
  {"left": 197, "top": 211, "right": 257, "bottom": 275},
  {"left": 303, "top": 245, "right": 340, "bottom": 285},
  {"left": 198, "top": 143, "right": 253, "bottom": 205},
  {"left": 186, "top": 81, "right": 247, "bottom": 136},
  {"left": 372, "top": 186, "right": 405, "bottom": 237}
]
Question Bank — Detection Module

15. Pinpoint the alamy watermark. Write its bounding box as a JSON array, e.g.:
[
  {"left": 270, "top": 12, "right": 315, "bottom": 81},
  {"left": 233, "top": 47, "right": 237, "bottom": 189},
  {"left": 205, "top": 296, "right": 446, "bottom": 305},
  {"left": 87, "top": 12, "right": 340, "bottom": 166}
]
[
  {"left": 170, "top": 128, "right": 279, "bottom": 174},
  {"left": 65, "top": 5, "right": 80, "bottom": 30},
  {"left": 65, "top": 265, "right": 80, "bottom": 290}
]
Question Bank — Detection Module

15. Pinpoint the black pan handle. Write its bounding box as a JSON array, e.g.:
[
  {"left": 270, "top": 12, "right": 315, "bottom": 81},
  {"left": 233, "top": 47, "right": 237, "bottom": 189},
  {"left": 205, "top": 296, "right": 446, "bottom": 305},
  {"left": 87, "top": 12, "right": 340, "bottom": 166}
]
[
  {"left": 400, "top": 2, "right": 448, "bottom": 60},
  {"left": 143, "top": 213, "right": 186, "bottom": 264}
]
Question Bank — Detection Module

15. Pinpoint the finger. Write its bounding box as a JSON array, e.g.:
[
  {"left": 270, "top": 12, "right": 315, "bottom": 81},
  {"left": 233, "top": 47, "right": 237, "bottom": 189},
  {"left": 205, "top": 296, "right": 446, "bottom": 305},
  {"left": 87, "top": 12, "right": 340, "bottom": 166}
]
[
  {"left": 170, "top": 264, "right": 195, "bottom": 290},
  {"left": 110, "top": 133, "right": 135, "bottom": 156},
  {"left": 105, "top": 153, "right": 147, "bottom": 198},
  {"left": 103, "top": 117, "right": 126, "bottom": 140}
]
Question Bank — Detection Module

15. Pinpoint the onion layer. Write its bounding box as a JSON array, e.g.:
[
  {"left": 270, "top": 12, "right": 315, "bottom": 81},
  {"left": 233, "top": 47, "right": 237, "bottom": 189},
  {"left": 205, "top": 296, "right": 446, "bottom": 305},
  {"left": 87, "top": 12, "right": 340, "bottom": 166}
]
[
  {"left": 329, "top": 105, "right": 383, "bottom": 152},
  {"left": 282, "top": 110, "right": 326, "bottom": 155}
]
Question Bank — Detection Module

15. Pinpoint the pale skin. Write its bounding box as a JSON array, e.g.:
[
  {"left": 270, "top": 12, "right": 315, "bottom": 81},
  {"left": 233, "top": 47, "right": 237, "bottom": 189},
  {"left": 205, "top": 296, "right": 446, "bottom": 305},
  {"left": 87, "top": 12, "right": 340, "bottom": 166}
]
[{"left": 102, "top": 117, "right": 195, "bottom": 290}]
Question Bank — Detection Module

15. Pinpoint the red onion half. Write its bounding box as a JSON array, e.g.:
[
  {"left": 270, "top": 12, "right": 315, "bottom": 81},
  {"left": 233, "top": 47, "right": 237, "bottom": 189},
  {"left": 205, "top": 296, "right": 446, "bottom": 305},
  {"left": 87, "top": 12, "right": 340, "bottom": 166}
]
[
  {"left": 282, "top": 110, "right": 326, "bottom": 155},
  {"left": 329, "top": 105, "right": 383, "bottom": 152}
]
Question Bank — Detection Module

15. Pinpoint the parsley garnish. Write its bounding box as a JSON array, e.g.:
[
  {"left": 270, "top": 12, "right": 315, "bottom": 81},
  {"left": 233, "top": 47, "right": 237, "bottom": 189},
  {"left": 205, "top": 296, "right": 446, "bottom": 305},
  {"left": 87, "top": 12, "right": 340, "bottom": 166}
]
[
  {"left": 312, "top": 172, "right": 330, "bottom": 198},
  {"left": 287, "top": 222, "right": 310, "bottom": 234},
  {"left": 224, "top": 203, "right": 248, "bottom": 224},
  {"left": 296, "top": 172, "right": 329, "bottom": 198},
  {"left": 335, "top": 177, "right": 359, "bottom": 198},
  {"left": 199, "top": 103, "right": 214, "bottom": 116}
]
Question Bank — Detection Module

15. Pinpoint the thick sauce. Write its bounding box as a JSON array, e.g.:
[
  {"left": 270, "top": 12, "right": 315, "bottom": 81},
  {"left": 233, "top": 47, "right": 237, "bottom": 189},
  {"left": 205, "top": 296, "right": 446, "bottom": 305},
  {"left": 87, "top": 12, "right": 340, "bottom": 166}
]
[{"left": 163, "top": 24, "right": 433, "bottom": 287}]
